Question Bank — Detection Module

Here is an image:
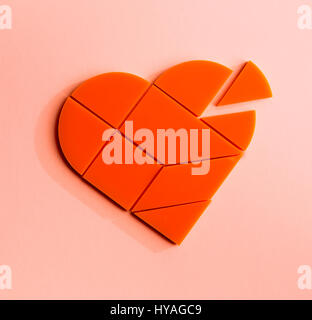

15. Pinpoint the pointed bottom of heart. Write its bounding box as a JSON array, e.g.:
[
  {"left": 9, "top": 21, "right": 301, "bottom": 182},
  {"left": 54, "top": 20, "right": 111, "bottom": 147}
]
[{"left": 133, "top": 201, "right": 210, "bottom": 244}]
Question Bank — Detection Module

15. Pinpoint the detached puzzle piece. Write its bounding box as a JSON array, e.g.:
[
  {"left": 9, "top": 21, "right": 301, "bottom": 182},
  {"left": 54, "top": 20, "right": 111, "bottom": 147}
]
[
  {"left": 57, "top": 60, "right": 272, "bottom": 244},
  {"left": 217, "top": 61, "right": 272, "bottom": 106}
]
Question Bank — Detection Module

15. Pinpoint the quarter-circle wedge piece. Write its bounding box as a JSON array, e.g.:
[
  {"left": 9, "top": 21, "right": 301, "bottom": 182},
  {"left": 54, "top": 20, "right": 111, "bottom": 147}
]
[
  {"left": 154, "top": 60, "right": 232, "bottom": 116},
  {"left": 201, "top": 110, "right": 256, "bottom": 151},
  {"left": 217, "top": 61, "right": 272, "bottom": 106},
  {"left": 71, "top": 72, "right": 150, "bottom": 128},
  {"left": 58, "top": 97, "right": 111, "bottom": 174}
]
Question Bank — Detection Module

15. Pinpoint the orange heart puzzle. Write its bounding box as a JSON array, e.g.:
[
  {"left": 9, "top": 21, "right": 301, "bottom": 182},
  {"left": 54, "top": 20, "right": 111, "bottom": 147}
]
[{"left": 57, "top": 60, "right": 272, "bottom": 244}]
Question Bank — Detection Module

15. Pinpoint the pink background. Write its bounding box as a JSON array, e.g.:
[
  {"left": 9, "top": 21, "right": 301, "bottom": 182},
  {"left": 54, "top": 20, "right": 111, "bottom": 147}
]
[{"left": 1, "top": 0, "right": 312, "bottom": 299}]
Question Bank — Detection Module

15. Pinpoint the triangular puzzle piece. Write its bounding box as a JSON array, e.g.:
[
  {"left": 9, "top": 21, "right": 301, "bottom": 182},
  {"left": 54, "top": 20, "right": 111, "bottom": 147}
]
[
  {"left": 133, "top": 155, "right": 241, "bottom": 211},
  {"left": 201, "top": 111, "right": 256, "bottom": 150},
  {"left": 155, "top": 60, "right": 232, "bottom": 116},
  {"left": 133, "top": 201, "right": 210, "bottom": 244},
  {"left": 217, "top": 61, "right": 272, "bottom": 106},
  {"left": 83, "top": 133, "right": 162, "bottom": 210},
  {"left": 121, "top": 85, "right": 241, "bottom": 163},
  {"left": 209, "top": 127, "right": 242, "bottom": 158}
]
